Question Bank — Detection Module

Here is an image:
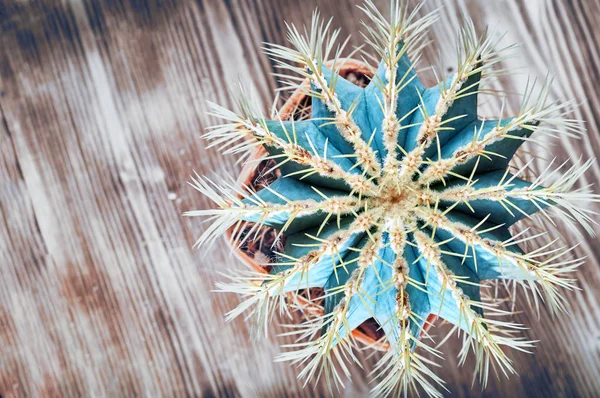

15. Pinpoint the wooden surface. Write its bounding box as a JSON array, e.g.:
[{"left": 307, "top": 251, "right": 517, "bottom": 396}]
[{"left": 2, "top": 0, "right": 600, "bottom": 396}]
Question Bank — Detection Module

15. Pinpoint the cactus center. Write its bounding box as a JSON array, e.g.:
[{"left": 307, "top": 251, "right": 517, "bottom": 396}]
[{"left": 369, "top": 184, "right": 429, "bottom": 216}]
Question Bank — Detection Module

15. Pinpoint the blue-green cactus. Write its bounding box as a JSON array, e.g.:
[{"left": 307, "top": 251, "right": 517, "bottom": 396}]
[{"left": 188, "top": 1, "right": 598, "bottom": 396}]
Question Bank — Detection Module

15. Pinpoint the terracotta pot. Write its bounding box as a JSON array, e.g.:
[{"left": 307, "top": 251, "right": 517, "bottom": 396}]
[{"left": 225, "top": 59, "right": 436, "bottom": 350}]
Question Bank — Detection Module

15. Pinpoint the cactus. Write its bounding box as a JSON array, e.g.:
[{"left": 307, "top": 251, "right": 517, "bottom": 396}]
[{"left": 187, "top": 1, "right": 598, "bottom": 396}]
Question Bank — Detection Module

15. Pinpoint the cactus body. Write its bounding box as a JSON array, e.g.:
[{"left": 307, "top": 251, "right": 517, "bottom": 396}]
[{"left": 188, "top": 1, "right": 598, "bottom": 396}]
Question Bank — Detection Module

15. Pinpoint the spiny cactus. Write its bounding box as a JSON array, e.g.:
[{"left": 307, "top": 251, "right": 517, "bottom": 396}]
[{"left": 187, "top": 1, "right": 599, "bottom": 396}]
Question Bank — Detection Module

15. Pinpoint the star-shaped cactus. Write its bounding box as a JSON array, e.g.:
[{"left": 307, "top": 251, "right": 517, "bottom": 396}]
[{"left": 187, "top": 1, "right": 598, "bottom": 396}]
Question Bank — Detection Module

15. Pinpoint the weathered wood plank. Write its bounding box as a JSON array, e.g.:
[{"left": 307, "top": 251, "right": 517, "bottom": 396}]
[{"left": 1, "top": 0, "right": 599, "bottom": 397}]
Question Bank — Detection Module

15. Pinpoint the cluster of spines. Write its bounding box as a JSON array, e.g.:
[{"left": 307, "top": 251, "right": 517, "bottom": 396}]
[{"left": 187, "top": 1, "right": 599, "bottom": 396}]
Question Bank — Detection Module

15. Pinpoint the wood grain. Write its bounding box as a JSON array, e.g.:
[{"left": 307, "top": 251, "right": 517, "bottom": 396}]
[{"left": 1, "top": 0, "right": 599, "bottom": 396}]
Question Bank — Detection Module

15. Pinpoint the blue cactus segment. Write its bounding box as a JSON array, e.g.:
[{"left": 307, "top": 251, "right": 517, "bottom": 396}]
[
  {"left": 375, "top": 243, "right": 431, "bottom": 348},
  {"left": 324, "top": 234, "right": 432, "bottom": 350},
  {"left": 262, "top": 119, "right": 361, "bottom": 190},
  {"left": 271, "top": 217, "right": 365, "bottom": 292},
  {"left": 444, "top": 67, "right": 482, "bottom": 127},
  {"left": 323, "top": 235, "right": 373, "bottom": 340},
  {"left": 310, "top": 66, "right": 365, "bottom": 154},
  {"left": 364, "top": 48, "right": 425, "bottom": 159},
  {"left": 438, "top": 171, "right": 547, "bottom": 226},
  {"left": 241, "top": 178, "right": 352, "bottom": 234},
  {"left": 435, "top": 118, "right": 536, "bottom": 176},
  {"left": 322, "top": 246, "right": 361, "bottom": 317},
  {"left": 310, "top": 66, "right": 379, "bottom": 159},
  {"left": 415, "top": 238, "right": 484, "bottom": 333},
  {"left": 427, "top": 211, "right": 534, "bottom": 281},
  {"left": 419, "top": 72, "right": 483, "bottom": 161},
  {"left": 427, "top": 72, "right": 482, "bottom": 155},
  {"left": 349, "top": 234, "right": 393, "bottom": 325},
  {"left": 321, "top": 234, "right": 394, "bottom": 343},
  {"left": 403, "top": 78, "right": 449, "bottom": 153}
]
